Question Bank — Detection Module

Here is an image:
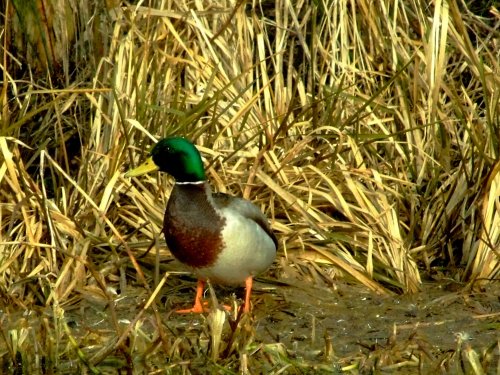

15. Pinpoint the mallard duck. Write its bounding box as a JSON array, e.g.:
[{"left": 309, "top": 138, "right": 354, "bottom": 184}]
[{"left": 125, "top": 137, "right": 277, "bottom": 313}]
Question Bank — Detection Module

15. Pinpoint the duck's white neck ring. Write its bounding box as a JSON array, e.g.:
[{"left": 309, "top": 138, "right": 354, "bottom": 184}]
[{"left": 175, "top": 180, "right": 205, "bottom": 185}]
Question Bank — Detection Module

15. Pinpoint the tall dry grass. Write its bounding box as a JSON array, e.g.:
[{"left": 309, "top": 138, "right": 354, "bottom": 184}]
[{"left": 0, "top": 0, "right": 498, "bottom": 371}]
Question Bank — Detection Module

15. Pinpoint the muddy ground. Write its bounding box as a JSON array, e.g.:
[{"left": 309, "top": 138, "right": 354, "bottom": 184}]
[{"left": 1, "top": 264, "right": 499, "bottom": 374}]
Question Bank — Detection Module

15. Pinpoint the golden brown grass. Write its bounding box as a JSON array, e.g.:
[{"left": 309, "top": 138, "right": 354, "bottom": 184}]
[{"left": 0, "top": 0, "right": 499, "bottom": 372}]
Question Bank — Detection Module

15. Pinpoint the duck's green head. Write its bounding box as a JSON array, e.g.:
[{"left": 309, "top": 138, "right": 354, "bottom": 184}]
[{"left": 125, "top": 137, "right": 206, "bottom": 182}]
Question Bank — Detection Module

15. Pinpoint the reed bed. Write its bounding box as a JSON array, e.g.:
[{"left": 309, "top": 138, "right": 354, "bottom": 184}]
[{"left": 0, "top": 0, "right": 498, "bottom": 372}]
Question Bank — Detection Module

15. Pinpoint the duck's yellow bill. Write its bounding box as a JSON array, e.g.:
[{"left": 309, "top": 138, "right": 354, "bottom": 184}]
[{"left": 124, "top": 156, "right": 159, "bottom": 177}]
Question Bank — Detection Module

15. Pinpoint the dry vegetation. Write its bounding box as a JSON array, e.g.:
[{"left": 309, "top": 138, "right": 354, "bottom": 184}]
[{"left": 0, "top": 0, "right": 499, "bottom": 373}]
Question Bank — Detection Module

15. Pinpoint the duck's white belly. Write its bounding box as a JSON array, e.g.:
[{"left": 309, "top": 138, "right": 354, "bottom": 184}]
[{"left": 193, "top": 211, "right": 276, "bottom": 285}]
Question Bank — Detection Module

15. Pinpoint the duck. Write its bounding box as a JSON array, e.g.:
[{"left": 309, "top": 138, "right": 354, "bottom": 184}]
[{"left": 125, "top": 137, "right": 277, "bottom": 313}]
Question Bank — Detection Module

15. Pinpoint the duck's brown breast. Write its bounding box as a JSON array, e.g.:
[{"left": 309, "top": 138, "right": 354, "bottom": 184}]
[{"left": 163, "top": 183, "right": 226, "bottom": 268}]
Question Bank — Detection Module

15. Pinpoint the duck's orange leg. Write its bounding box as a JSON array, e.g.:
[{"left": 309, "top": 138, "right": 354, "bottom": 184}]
[
  {"left": 176, "top": 279, "right": 208, "bottom": 313},
  {"left": 243, "top": 276, "right": 253, "bottom": 313}
]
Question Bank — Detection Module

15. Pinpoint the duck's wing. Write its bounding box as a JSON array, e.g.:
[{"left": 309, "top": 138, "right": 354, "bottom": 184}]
[{"left": 212, "top": 193, "right": 278, "bottom": 248}]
